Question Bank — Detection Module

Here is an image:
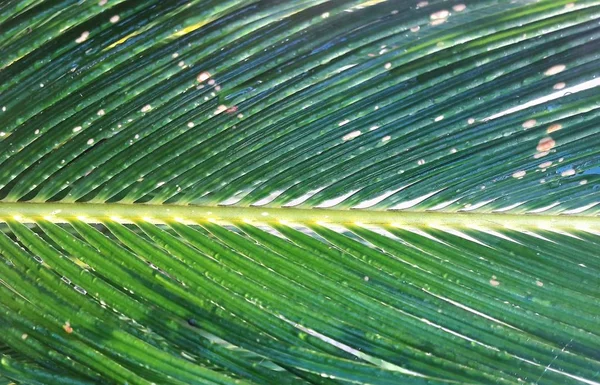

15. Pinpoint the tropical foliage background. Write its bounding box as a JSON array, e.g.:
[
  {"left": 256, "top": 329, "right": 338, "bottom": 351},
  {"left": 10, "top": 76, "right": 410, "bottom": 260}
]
[{"left": 1, "top": 0, "right": 600, "bottom": 384}]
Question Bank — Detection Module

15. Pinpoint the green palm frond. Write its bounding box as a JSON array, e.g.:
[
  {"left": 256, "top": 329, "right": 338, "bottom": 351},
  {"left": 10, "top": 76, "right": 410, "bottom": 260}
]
[{"left": 1, "top": 1, "right": 599, "bottom": 384}]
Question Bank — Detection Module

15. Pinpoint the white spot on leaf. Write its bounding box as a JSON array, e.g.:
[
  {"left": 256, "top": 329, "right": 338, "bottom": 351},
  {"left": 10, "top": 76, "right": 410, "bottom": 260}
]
[
  {"left": 537, "top": 137, "right": 555, "bottom": 152},
  {"left": 197, "top": 72, "right": 211, "bottom": 83},
  {"left": 522, "top": 119, "right": 536, "bottom": 129},
  {"left": 430, "top": 10, "right": 449, "bottom": 20},
  {"left": 547, "top": 123, "right": 562, "bottom": 133},
  {"left": 75, "top": 31, "right": 90, "bottom": 43},
  {"left": 342, "top": 131, "right": 361, "bottom": 141},
  {"left": 544, "top": 64, "right": 566, "bottom": 76},
  {"left": 214, "top": 105, "right": 227, "bottom": 115}
]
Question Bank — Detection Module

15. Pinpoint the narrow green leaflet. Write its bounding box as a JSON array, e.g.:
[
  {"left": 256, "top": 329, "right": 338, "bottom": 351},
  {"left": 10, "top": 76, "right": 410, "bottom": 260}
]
[{"left": 0, "top": 0, "right": 599, "bottom": 384}]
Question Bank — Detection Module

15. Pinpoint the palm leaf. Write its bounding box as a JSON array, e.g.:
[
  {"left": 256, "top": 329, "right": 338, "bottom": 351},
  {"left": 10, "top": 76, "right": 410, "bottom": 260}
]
[{"left": 1, "top": 0, "right": 599, "bottom": 384}]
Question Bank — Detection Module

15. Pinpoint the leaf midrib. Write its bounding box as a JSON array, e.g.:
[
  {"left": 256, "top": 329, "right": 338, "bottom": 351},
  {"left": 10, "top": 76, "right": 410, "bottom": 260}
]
[{"left": 0, "top": 202, "right": 598, "bottom": 229}]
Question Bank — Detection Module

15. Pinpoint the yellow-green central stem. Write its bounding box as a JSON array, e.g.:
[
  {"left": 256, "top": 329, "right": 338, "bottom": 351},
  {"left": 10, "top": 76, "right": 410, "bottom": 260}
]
[{"left": 0, "top": 202, "right": 598, "bottom": 229}]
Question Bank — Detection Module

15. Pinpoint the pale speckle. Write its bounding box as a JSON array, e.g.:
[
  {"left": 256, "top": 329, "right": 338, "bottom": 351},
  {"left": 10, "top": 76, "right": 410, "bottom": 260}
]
[
  {"left": 431, "top": 19, "right": 446, "bottom": 26},
  {"left": 553, "top": 82, "right": 566, "bottom": 90},
  {"left": 197, "top": 71, "right": 211, "bottom": 83},
  {"left": 156, "top": 181, "right": 165, "bottom": 187},
  {"left": 374, "top": 105, "right": 379, "bottom": 110},
  {"left": 110, "top": 15, "right": 120, "bottom": 23},
  {"left": 75, "top": 31, "right": 89, "bottom": 43},
  {"left": 0, "top": 132, "right": 5, "bottom": 137},
  {"left": 187, "top": 122, "right": 195, "bottom": 128},
  {"left": 261, "top": 212, "right": 269, "bottom": 216},
  {"left": 21, "top": 333, "right": 28, "bottom": 340},
  {"left": 558, "top": 157, "right": 564, "bottom": 162},
  {"left": 536, "top": 280, "right": 544, "bottom": 287},
  {"left": 537, "top": 137, "right": 555, "bottom": 152},
  {"left": 338, "top": 119, "right": 350, "bottom": 126},
  {"left": 237, "top": 113, "right": 244, "bottom": 119},
  {"left": 384, "top": 62, "right": 392, "bottom": 70},
  {"left": 512, "top": 170, "right": 526, "bottom": 178},
  {"left": 544, "top": 64, "right": 566, "bottom": 76},
  {"left": 450, "top": 148, "right": 457, "bottom": 153},
  {"left": 134, "top": 134, "right": 139, "bottom": 139},
  {"left": 342, "top": 131, "right": 361, "bottom": 141},
  {"left": 416, "top": 1, "right": 429, "bottom": 8},
  {"left": 452, "top": 4, "right": 466, "bottom": 12},
  {"left": 369, "top": 125, "right": 379, "bottom": 131},
  {"left": 40, "top": 83, "right": 44, "bottom": 88},
  {"left": 87, "top": 138, "right": 94, "bottom": 145},
  {"left": 467, "top": 118, "right": 475, "bottom": 124},
  {"left": 172, "top": 52, "right": 179, "bottom": 59},
  {"left": 539, "top": 161, "right": 552, "bottom": 169},
  {"left": 522, "top": 119, "right": 536, "bottom": 129},
  {"left": 208, "top": 79, "right": 216, "bottom": 86},
  {"left": 547, "top": 123, "right": 562, "bottom": 133},
  {"left": 73, "top": 126, "right": 82, "bottom": 132},
  {"left": 534, "top": 151, "right": 548, "bottom": 159},
  {"left": 565, "top": 3, "right": 575, "bottom": 8},
  {"left": 417, "top": 159, "right": 425, "bottom": 165},
  {"left": 364, "top": 276, "right": 369, "bottom": 282},
  {"left": 489, "top": 279, "right": 500, "bottom": 287},
  {"left": 382, "top": 135, "right": 391, "bottom": 142},
  {"left": 97, "top": 109, "right": 105, "bottom": 116},
  {"left": 430, "top": 10, "right": 449, "bottom": 20},
  {"left": 141, "top": 104, "right": 152, "bottom": 113},
  {"left": 99, "top": 0, "right": 107, "bottom": 5},
  {"left": 178, "top": 61, "right": 185, "bottom": 67},
  {"left": 35, "top": 129, "right": 40, "bottom": 135},
  {"left": 580, "top": 180, "right": 587, "bottom": 185},
  {"left": 214, "top": 105, "right": 227, "bottom": 115},
  {"left": 63, "top": 321, "right": 73, "bottom": 334},
  {"left": 434, "top": 115, "right": 444, "bottom": 122},
  {"left": 1, "top": 106, "right": 5, "bottom": 112},
  {"left": 561, "top": 169, "right": 575, "bottom": 177},
  {"left": 410, "top": 26, "right": 420, "bottom": 32},
  {"left": 321, "top": 12, "right": 330, "bottom": 18}
]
